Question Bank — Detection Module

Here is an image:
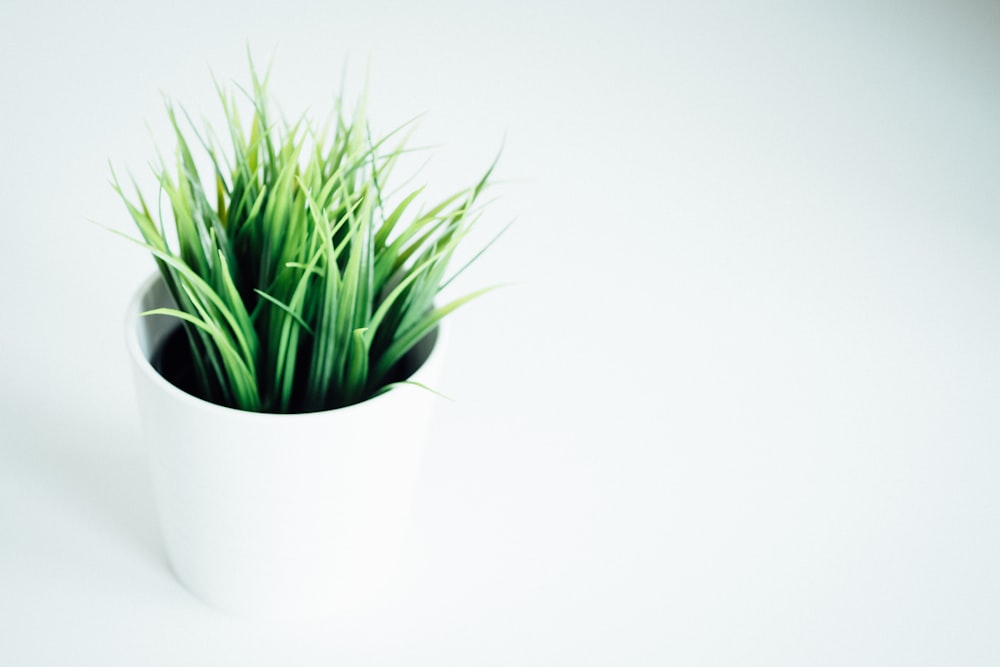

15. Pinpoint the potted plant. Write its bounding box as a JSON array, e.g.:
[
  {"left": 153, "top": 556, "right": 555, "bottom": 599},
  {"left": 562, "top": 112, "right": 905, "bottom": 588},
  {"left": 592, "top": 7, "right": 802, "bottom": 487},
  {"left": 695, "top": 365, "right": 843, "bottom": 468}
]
[{"left": 113, "top": 59, "right": 502, "bottom": 619}]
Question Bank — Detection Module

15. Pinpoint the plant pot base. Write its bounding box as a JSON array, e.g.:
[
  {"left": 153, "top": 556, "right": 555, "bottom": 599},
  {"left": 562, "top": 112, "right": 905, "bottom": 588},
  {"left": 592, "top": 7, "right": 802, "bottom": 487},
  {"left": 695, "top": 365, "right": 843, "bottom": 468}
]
[{"left": 127, "top": 274, "right": 445, "bottom": 620}]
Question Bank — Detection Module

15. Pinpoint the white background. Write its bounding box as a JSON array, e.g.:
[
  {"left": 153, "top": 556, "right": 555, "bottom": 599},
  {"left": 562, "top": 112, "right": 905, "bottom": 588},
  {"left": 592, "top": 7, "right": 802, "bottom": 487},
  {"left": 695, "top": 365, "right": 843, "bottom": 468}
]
[{"left": 2, "top": 1, "right": 1000, "bottom": 664}]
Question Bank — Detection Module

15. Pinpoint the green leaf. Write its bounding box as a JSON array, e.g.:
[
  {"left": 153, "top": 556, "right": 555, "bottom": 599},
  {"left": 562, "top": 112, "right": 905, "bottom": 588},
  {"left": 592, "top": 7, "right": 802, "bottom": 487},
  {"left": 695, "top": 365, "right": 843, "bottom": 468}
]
[{"left": 110, "top": 55, "right": 503, "bottom": 412}]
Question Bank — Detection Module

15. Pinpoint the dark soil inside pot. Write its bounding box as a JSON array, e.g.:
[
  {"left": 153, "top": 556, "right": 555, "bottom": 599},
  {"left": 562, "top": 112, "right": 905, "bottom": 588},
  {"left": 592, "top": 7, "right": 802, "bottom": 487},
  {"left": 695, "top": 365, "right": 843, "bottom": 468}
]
[
  {"left": 151, "top": 324, "right": 433, "bottom": 413},
  {"left": 151, "top": 325, "right": 221, "bottom": 406}
]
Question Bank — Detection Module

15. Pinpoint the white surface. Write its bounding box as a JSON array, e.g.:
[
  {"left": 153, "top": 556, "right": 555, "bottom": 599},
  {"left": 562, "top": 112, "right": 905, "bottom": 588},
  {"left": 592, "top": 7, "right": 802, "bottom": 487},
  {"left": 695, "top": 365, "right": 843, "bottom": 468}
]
[{"left": 2, "top": 1, "right": 999, "bottom": 664}]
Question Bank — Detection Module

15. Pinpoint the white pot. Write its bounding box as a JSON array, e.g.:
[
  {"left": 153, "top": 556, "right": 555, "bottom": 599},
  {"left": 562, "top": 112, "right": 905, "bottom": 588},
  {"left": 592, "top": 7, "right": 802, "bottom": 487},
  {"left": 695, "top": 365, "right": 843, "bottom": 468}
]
[{"left": 125, "top": 273, "right": 444, "bottom": 619}]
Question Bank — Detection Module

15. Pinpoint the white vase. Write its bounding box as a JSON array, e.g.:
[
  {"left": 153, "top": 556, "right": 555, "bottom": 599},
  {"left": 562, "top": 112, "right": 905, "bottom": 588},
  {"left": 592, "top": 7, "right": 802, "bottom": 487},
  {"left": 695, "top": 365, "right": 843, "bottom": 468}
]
[{"left": 125, "top": 273, "right": 444, "bottom": 619}]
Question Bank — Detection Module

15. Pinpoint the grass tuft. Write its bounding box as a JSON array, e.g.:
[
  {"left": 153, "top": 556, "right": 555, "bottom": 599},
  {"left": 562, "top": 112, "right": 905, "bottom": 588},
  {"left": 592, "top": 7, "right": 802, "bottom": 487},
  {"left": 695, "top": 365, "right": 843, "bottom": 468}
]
[{"left": 115, "top": 59, "right": 502, "bottom": 413}]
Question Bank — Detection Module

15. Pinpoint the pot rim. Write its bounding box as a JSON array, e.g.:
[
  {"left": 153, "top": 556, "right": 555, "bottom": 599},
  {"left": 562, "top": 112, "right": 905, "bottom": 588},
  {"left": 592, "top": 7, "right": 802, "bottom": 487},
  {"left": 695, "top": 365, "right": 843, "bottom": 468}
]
[{"left": 125, "top": 271, "right": 444, "bottom": 421}]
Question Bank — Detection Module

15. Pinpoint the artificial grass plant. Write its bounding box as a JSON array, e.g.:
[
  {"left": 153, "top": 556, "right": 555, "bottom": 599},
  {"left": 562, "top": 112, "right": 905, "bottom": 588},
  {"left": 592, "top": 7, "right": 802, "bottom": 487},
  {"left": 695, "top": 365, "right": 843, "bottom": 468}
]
[{"left": 113, "top": 60, "right": 500, "bottom": 413}]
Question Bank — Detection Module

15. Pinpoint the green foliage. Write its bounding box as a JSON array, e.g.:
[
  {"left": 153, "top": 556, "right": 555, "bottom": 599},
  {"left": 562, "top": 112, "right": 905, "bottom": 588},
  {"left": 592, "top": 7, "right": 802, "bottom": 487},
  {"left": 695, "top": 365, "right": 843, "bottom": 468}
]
[{"left": 114, "top": 60, "right": 500, "bottom": 413}]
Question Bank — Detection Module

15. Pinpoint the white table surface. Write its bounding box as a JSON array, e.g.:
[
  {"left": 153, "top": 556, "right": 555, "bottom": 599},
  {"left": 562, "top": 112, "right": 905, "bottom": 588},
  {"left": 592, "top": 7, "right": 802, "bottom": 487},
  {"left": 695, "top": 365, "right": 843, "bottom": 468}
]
[{"left": 2, "top": 1, "right": 999, "bottom": 665}]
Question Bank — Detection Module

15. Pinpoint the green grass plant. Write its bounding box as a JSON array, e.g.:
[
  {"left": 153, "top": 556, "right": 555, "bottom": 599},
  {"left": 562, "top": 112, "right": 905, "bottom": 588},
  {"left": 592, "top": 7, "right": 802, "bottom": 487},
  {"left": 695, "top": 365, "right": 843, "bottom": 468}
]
[{"left": 113, "top": 59, "right": 500, "bottom": 413}]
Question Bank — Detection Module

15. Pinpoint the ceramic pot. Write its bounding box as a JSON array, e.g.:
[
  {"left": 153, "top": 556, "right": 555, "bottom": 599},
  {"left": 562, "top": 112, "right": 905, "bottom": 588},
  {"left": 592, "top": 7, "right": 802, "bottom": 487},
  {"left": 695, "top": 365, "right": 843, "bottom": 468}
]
[{"left": 125, "top": 273, "right": 443, "bottom": 619}]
